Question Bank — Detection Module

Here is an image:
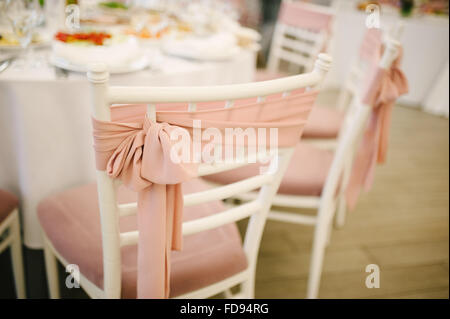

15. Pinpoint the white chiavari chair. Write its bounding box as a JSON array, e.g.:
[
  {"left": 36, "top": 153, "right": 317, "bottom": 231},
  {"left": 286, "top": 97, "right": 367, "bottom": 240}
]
[
  {"left": 303, "top": 22, "right": 405, "bottom": 227},
  {"left": 205, "top": 38, "right": 402, "bottom": 299},
  {"left": 0, "top": 189, "right": 26, "bottom": 298},
  {"left": 37, "top": 55, "right": 331, "bottom": 299}
]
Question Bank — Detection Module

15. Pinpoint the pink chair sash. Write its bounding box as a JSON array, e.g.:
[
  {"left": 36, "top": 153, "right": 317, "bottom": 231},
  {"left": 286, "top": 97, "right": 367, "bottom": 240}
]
[
  {"left": 359, "top": 29, "right": 383, "bottom": 67},
  {"left": 92, "top": 90, "right": 319, "bottom": 298},
  {"left": 346, "top": 48, "right": 409, "bottom": 209},
  {"left": 278, "top": 1, "right": 334, "bottom": 33}
]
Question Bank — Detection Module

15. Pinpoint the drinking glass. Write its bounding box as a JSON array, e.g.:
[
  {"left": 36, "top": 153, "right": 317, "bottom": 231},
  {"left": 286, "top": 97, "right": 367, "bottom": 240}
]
[{"left": 5, "top": 0, "right": 42, "bottom": 66}]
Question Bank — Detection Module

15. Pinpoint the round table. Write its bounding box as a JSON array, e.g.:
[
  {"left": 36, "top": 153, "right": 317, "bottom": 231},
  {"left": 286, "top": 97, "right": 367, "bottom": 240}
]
[{"left": 0, "top": 48, "right": 256, "bottom": 248}]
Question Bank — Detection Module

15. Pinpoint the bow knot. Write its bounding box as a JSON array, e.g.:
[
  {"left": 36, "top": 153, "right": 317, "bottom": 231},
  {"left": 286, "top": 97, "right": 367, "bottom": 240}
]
[{"left": 100, "top": 117, "right": 196, "bottom": 191}]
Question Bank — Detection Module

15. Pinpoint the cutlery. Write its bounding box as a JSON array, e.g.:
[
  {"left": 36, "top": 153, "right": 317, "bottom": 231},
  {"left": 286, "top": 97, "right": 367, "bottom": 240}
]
[{"left": 0, "top": 58, "right": 12, "bottom": 74}]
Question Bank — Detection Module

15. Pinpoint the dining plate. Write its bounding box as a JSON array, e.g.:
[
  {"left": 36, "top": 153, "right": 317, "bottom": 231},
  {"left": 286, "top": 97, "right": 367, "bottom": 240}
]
[
  {"left": 161, "top": 33, "right": 241, "bottom": 61},
  {"left": 48, "top": 53, "right": 149, "bottom": 74},
  {"left": 162, "top": 45, "right": 241, "bottom": 62}
]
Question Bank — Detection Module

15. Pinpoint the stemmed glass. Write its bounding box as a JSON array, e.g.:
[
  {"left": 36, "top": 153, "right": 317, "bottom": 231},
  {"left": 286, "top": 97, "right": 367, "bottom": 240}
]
[{"left": 5, "top": 0, "right": 42, "bottom": 67}]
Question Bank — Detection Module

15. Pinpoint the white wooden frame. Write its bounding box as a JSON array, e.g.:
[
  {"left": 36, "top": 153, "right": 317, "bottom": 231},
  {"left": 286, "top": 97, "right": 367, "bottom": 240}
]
[
  {"left": 267, "top": 0, "right": 336, "bottom": 75},
  {"left": 41, "top": 54, "right": 332, "bottom": 299},
  {"left": 221, "top": 38, "right": 401, "bottom": 299},
  {"left": 0, "top": 207, "right": 26, "bottom": 299}
]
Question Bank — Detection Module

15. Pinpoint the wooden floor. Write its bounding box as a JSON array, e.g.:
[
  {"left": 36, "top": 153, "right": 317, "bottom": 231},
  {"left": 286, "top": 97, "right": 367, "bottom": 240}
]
[{"left": 253, "top": 101, "right": 449, "bottom": 299}]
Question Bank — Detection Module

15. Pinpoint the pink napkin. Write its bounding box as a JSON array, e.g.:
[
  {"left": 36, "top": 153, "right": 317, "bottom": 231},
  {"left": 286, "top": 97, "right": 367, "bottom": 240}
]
[
  {"left": 346, "top": 48, "right": 409, "bottom": 209},
  {"left": 92, "top": 90, "right": 319, "bottom": 298}
]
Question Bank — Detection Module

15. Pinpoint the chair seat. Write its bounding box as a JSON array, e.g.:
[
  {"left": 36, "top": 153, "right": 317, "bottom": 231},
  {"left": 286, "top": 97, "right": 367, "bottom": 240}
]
[
  {"left": 204, "top": 143, "right": 334, "bottom": 197},
  {"left": 254, "top": 69, "right": 289, "bottom": 82},
  {"left": 303, "top": 104, "right": 344, "bottom": 139},
  {"left": 37, "top": 179, "right": 247, "bottom": 298},
  {"left": 0, "top": 189, "right": 18, "bottom": 224}
]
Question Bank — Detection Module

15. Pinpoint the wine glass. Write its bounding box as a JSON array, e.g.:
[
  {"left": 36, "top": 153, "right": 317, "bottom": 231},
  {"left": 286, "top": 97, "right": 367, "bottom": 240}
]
[{"left": 5, "top": 0, "right": 41, "bottom": 67}]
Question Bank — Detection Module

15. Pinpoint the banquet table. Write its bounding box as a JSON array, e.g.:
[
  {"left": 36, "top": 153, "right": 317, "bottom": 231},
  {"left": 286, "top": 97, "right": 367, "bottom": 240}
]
[{"left": 0, "top": 47, "right": 256, "bottom": 248}]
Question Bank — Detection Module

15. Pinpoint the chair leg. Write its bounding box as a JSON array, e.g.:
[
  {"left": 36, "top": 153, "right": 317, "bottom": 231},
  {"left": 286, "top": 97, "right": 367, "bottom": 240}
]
[
  {"left": 306, "top": 209, "right": 330, "bottom": 299},
  {"left": 9, "top": 210, "right": 26, "bottom": 299},
  {"left": 334, "top": 195, "right": 347, "bottom": 228},
  {"left": 335, "top": 154, "right": 352, "bottom": 229},
  {"left": 241, "top": 272, "right": 255, "bottom": 299},
  {"left": 325, "top": 218, "right": 333, "bottom": 247},
  {"left": 42, "top": 238, "right": 60, "bottom": 299},
  {"left": 223, "top": 289, "right": 233, "bottom": 298}
]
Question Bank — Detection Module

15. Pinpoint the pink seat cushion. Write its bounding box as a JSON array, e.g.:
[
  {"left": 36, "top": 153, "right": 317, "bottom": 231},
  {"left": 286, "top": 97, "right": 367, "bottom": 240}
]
[
  {"left": 254, "top": 69, "right": 288, "bottom": 82},
  {"left": 303, "top": 105, "right": 345, "bottom": 139},
  {"left": 0, "top": 189, "right": 18, "bottom": 224},
  {"left": 204, "top": 143, "right": 333, "bottom": 197},
  {"left": 37, "top": 179, "right": 247, "bottom": 298}
]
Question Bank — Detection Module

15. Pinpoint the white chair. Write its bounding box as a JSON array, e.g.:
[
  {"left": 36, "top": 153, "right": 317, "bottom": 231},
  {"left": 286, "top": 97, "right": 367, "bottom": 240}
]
[
  {"left": 205, "top": 38, "right": 402, "bottom": 299},
  {"left": 0, "top": 189, "right": 26, "bottom": 299},
  {"left": 303, "top": 23, "right": 405, "bottom": 227},
  {"left": 257, "top": 0, "right": 335, "bottom": 81},
  {"left": 38, "top": 54, "right": 332, "bottom": 299}
]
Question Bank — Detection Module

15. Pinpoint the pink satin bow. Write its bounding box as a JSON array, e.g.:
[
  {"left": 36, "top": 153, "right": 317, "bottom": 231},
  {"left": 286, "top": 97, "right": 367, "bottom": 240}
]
[
  {"left": 347, "top": 48, "right": 409, "bottom": 209},
  {"left": 92, "top": 116, "right": 197, "bottom": 298}
]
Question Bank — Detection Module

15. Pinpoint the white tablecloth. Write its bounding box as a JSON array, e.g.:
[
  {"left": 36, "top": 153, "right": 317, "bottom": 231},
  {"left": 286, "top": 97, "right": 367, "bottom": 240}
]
[{"left": 0, "top": 48, "right": 256, "bottom": 248}]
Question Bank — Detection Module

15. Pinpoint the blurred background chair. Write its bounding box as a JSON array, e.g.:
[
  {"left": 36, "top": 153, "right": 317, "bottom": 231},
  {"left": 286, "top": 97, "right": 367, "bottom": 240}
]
[
  {"left": 0, "top": 189, "right": 26, "bottom": 299},
  {"left": 303, "top": 23, "right": 405, "bottom": 228}
]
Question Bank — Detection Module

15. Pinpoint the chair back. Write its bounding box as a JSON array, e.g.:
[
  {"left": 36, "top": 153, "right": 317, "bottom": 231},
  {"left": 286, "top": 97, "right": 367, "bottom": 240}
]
[
  {"left": 320, "top": 38, "right": 401, "bottom": 210},
  {"left": 87, "top": 54, "right": 332, "bottom": 298},
  {"left": 267, "top": 0, "right": 335, "bottom": 75}
]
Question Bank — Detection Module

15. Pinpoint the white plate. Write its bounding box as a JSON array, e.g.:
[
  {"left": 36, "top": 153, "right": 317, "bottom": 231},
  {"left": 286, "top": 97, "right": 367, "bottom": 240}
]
[
  {"left": 162, "top": 44, "right": 240, "bottom": 61},
  {"left": 161, "top": 32, "right": 241, "bottom": 61},
  {"left": 49, "top": 53, "right": 149, "bottom": 74}
]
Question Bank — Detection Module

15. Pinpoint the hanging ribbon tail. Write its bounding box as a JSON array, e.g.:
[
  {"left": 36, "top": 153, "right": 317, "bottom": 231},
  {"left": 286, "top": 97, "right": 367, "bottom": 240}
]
[
  {"left": 136, "top": 184, "right": 183, "bottom": 299},
  {"left": 346, "top": 49, "right": 409, "bottom": 210},
  {"left": 137, "top": 187, "right": 167, "bottom": 299},
  {"left": 376, "top": 102, "right": 393, "bottom": 164}
]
